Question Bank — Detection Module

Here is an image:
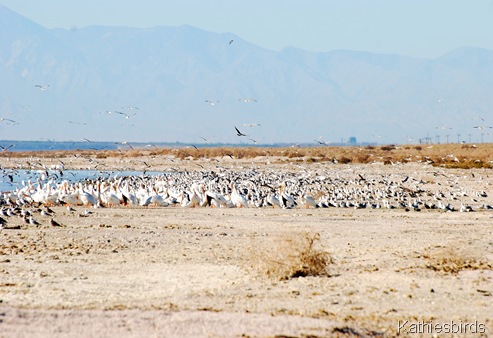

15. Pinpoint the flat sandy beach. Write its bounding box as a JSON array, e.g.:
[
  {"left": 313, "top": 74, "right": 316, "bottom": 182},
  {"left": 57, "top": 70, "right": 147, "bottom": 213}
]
[{"left": 1, "top": 151, "right": 492, "bottom": 337}]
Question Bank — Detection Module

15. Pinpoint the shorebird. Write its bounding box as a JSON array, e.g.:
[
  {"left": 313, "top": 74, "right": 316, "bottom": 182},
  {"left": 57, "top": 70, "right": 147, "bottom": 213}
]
[
  {"left": 50, "top": 219, "right": 62, "bottom": 227},
  {"left": 235, "top": 126, "right": 248, "bottom": 137}
]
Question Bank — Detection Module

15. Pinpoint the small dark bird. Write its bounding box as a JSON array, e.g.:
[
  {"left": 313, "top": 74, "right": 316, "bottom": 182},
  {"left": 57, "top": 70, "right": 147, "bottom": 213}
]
[
  {"left": 229, "top": 39, "right": 234, "bottom": 44},
  {"left": 235, "top": 126, "right": 248, "bottom": 137},
  {"left": 50, "top": 219, "right": 62, "bottom": 227}
]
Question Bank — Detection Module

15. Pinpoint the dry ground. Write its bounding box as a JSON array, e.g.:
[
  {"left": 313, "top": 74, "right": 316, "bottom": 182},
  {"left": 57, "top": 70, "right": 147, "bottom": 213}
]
[{"left": 1, "top": 147, "right": 493, "bottom": 337}]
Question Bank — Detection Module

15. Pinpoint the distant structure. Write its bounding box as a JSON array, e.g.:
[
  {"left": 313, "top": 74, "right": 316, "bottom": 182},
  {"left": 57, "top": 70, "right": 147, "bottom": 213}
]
[{"left": 348, "top": 136, "right": 357, "bottom": 145}]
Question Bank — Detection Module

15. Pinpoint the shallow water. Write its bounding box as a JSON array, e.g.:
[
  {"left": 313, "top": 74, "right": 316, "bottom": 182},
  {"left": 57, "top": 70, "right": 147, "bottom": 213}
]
[{"left": 0, "top": 169, "right": 165, "bottom": 193}]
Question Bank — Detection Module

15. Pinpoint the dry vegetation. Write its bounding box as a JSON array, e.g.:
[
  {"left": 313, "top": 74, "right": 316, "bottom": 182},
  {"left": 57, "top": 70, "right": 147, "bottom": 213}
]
[
  {"left": 2, "top": 143, "right": 493, "bottom": 169},
  {"left": 422, "top": 247, "right": 493, "bottom": 275},
  {"left": 247, "top": 232, "right": 332, "bottom": 280}
]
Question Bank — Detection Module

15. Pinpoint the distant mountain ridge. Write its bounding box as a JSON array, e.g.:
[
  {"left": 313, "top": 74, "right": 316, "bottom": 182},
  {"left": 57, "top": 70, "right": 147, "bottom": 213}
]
[{"left": 1, "top": 4, "right": 493, "bottom": 144}]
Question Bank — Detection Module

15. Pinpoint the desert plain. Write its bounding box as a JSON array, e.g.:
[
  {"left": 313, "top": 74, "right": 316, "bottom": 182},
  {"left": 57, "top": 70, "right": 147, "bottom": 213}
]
[{"left": 0, "top": 145, "right": 492, "bottom": 337}]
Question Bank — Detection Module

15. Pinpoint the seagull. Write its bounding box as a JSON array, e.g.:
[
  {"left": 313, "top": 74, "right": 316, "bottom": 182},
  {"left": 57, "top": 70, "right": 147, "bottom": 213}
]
[
  {"left": 205, "top": 100, "right": 220, "bottom": 106},
  {"left": 235, "top": 126, "right": 248, "bottom": 137},
  {"left": 69, "top": 121, "right": 87, "bottom": 125},
  {"left": 114, "top": 111, "right": 136, "bottom": 119},
  {"left": 35, "top": 84, "right": 50, "bottom": 91},
  {"left": 0, "top": 144, "right": 14, "bottom": 151},
  {"left": 0, "top": 118, "right": 17, "bottom": 124},
  {"left": 200, "top": 136, "right": 208, "bottom": 143},
  {"left": 238, "top": 98, "right": 257, "bottom": 103},
  {"left": 242, "top": 123, "right": 261, "bottom": 127},
  {"left": 473, "top": 126, "right": 493, "bottom": 130}
]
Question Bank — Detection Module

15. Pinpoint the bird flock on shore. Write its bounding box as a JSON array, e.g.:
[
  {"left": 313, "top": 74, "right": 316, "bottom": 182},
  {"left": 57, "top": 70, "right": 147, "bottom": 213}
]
[{"left": 1, "top": 161, "right": 492, "bottom": 229}]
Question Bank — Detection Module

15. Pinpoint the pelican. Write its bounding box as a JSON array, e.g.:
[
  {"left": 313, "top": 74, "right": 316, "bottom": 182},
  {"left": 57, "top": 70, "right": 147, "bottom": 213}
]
[
  {"left": 279, "top": 183, "right": 296, "bottom": 209},
  {"left": 230, "top": 182, "right": 248, "bottom": 208}
]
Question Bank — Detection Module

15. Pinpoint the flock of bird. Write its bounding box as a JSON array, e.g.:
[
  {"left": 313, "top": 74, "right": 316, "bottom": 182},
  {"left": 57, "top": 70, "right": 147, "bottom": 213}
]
[{"left": 1, "top": 163, "right": 492, "bottom": 228}]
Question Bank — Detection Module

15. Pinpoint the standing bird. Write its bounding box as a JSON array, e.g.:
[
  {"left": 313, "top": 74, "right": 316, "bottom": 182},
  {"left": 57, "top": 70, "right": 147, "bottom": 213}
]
[{"left": 50, "top": 219, "right": 62, "bottom": 227}]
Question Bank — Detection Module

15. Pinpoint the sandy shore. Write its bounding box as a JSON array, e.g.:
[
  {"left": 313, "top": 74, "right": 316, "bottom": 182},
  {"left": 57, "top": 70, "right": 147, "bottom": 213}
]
[{"left": 1, "top": 156, "right": 492, "bottom": 337}]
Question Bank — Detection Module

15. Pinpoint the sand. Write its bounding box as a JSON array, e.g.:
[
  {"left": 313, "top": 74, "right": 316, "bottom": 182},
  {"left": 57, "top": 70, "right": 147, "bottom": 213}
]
[{"left": 1, "top": 156, "right": 492, "bottom": 337}]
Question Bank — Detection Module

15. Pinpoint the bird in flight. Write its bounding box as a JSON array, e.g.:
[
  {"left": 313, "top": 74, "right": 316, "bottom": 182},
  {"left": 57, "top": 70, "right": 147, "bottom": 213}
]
[
  {"left": 0, "top": 144, "right": 14, "bottom": 151},
  {"left": 35, "top": 84, "right": 50, "bottom": 91},
  {"left": 205, "top": 100, "right": 220, "bottom": 106},
  {"left": 242, "top": 123, "right": 261, "bottom": 127},
  {"left": 238, "top": 98, "right": 257, "bottom": 103},
  {"left": 235, "top": 126, "right": 248, "bottom": 137},
  {"left": 229, "top": 39, "right": 234, "bottom": 44},
  {"left": 473, "top": 126, "right": 492, "bottom": 130},
  {"left": 69, "top": 121, "right": 87, "bottom": 125},
  {"left": 0, "top": 118, "right": 16, "bottom": 123}
]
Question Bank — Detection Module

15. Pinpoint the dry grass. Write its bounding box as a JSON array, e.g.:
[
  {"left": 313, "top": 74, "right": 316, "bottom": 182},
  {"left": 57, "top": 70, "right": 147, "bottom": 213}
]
[
  {"left": 2, "top": 143, "right": 493, "bottom": 169},
  {"left": 247, "top": 232, "right": 332, "bottom": 280},
  {"left": 422, "top": 247, "right": 493, "bottom": 275}
]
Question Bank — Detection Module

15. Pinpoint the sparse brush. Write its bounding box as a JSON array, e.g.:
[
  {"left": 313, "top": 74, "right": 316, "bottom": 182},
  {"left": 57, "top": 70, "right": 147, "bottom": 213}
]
[
  {"left": 247, "top": 232, "right": 332, "bottom": 280},
  {"left": 423, "top": 248, "right": 493, "bottom": 274}
]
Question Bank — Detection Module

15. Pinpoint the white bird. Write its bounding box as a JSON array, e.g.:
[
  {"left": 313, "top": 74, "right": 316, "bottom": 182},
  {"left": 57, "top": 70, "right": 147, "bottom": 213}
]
[
  {"left": 242, "top": 123, "right": 261, "bottom": 127},
  {"left": 230, "top": 182, "right": 248, "bottom": 208},
  {"left": 300, "top": 194, "right": 318, "bottom": 209},
  {"left": 205, "top": 100, "right": 220, "bottom": 105}
]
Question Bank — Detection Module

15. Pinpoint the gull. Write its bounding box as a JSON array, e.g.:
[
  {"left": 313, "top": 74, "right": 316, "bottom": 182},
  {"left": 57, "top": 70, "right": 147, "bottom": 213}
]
[
  {"left": 247, "top": 138, "right": 257, "bottom": 144},
  {"left": 0, "top": 144, "right": 14, "bottom": 151},
  {"left": 114, "top": 111, "right": 136, "bottom": 119},
  {"left": 35, "top": 84, "right": 50, "bottom": 91},
  {"left": 242, "top": 123, "right": 261, "bottom": 127},
  {"left": 69, "top": 121, "right": 87, "bottom": 125},
  {"left": 116, "top": 141, "right": 134, "bottom": 149},
  {"left": 0, "top": 118, "right": 17, "bottom": 124},
  {"left": 238, "top": 98, "right": 257, "bottom": 103},
  {"left": 205, "top": 100, "right": 220, "bottom": 105},
  {"left": 122, "top": 106, "right": 140, "bottom": 111},
  {"left": 200, "top": 136, "right": 208, "bottom": 143},
  {"left": 473, "top": 126, "right": 492, "bottom": 130},
  {"left": 435, "top": 126, "right": 452, "bottom": 130},
  {"left": 235, "top": 126, "right": 248, "bottom": 137}
]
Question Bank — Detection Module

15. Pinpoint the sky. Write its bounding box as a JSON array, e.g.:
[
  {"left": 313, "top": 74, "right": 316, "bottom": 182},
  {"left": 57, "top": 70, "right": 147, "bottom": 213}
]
[{"left": 2, "top": 0, "right": 493, "bottom": 58}]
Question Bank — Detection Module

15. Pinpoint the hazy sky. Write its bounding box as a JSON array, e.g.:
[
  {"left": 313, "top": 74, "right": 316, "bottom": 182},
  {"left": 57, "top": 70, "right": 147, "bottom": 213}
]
[{"left": 2, "top": 0, "right": 493, "bottom": 58}]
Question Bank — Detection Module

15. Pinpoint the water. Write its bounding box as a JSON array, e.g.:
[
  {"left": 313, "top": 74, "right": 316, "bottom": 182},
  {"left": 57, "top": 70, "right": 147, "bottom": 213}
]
[{"left": 0, "top": 169, "right": 165, "bottom": 193}]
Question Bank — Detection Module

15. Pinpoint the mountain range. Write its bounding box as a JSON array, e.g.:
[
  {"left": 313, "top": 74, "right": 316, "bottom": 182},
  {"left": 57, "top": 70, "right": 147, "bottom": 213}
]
[{"left": 1, "top": 4, "right": 493, "bottom": 145}]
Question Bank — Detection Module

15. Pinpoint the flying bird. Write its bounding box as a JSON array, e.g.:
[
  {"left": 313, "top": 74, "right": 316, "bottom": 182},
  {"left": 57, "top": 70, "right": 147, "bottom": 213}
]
[
  {"left": 35, "top": 84, "right": 50, "bottom": 91},
  {"left": 0, "top": 118, "right": 17, "bottom": 123},
  {"left": 238, "top": 98, "right": 257, "bottom": 103},
  {"left": 229, "top": 39, "right": 234, "bottom": 44},
  {"left": 205, "top": 100, "right": 220, "bottom": 106},
  {"left": 473, "top": 126, "right": 493, "bottom": 130},
  {"left": 242, "top": 123, "right": 261, "bottom": 127},
  {"left": 235, "top": 126, "right": 248, "bottom": 137},
  {"left": 69, "top": 121, "right": 87, "bottom": 125},
  {"left": 0, "top": 144, "right": 14, "bottom": 151}
]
